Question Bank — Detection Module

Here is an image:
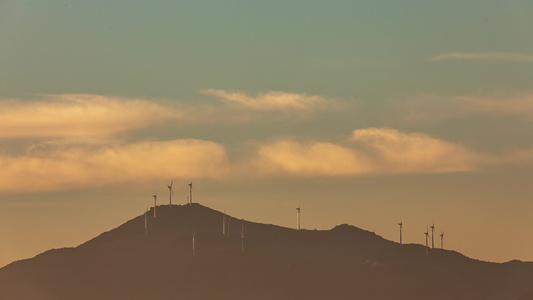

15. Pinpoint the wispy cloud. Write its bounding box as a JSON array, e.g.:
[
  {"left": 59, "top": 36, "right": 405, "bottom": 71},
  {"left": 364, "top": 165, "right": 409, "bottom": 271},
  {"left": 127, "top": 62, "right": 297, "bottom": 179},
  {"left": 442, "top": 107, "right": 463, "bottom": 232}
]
[
  {"left": 0, "top": 139, "right": 229, "bottom": 193},
  {"left": 457, "top": 94, "right": 533, "bottom": 117},
  {"left": 253, "top": 128, "right": 481, "bottom": 176},
  {"left": 201, "top": 89, "right": 331, "bottom": 111},
  {"left": 0, "top": 94, "right": 182, "bottom": 140},
  {"left": 431, "top": 52, "right": 533, "bottom": 62},
  {"left": 0, "top": 91, "right": 340, "bottom": 144},
  {"left": 385, "top": 93, "right": 533, "bottom": 124}
]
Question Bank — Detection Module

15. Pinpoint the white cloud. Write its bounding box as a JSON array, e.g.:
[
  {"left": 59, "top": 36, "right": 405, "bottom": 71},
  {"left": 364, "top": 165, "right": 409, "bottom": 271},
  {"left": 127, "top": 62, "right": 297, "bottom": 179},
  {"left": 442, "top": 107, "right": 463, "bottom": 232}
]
[
  {"left": 431, "top": 52, "right": 533, "bottom": 62},
  {"left": 201, "top": 89, "right": 330, "bottom": 111}
]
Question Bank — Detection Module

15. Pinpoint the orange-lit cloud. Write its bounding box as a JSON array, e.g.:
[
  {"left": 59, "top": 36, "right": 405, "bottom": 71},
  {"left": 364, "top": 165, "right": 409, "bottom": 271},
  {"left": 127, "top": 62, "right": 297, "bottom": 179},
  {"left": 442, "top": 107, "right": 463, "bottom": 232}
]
[
  {"left": 4, "top": 126, "right": 533, "bottom": 193},
  {"left": 0, "top": 92, "right": 338, "bottom": 143},
  {"left": 431, "top": 52, "right": 533, "bottom": 62},
  {"left": 349, "top": 128, "right": 479, "bottom": 173},
  {"left": 254, "top": 140, "right": 371, "bottom": 176},
  {"left": 0, "top": 94, "right": 182, "bottom": 140},
  {"left": 201, "top": 89, "right": 330, "bottom": 111},
  {"left": 0, "top": 140, "right": 229, "bottom": 193},
  {"left": 4, "top": 91, "right": 533, "bottom": 194},
  {"left": 254, "top": 128, "right": 481, "bottom": 176}
]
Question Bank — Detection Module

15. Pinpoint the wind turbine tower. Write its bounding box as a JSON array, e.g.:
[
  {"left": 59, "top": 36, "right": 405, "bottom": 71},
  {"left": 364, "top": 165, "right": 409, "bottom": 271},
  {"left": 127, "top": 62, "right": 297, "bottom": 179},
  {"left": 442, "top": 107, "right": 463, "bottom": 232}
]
[
  {"left": 241, "top": 219, "right": 245, "bottom": 253},
  {"left": 430, "top": 222, "right": 435, "bottom": 249},
  {"left": 192, "top": 231, "right": 196, "bottom": 257},
  {"left": 296, "top": 206, "right": 301, "bottom": 230},
  {"left": 167, "top": 180, "right": 174, "bottom": 206},
  {"left": 440, "top": 231, "right": 444, "bottom": 249},
  {"left": 145, "top": 207, "right": 148, "bottom": 235},
  {"left": 188, "top": 182, "right": 193, "bottom": 205},
  {"left": 425, "top": 225, "right": 429, "bottom": 256},
  {"left": 398, "top": 220, "right": 403, "bottom": 245},
  {"left": 227, "top": 216, "right": 231, "bottom": 238},
  {"left": 152, "top": 193, "right": 157, "bottom": 218},
  {"left": 223, "top": 211, "right": 226, "bottom": 237}
]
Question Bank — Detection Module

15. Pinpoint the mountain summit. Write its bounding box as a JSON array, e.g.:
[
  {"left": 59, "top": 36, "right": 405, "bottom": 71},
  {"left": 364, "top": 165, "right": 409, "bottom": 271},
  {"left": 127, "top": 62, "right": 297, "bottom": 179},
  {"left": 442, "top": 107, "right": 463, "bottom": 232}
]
[{"left": 1, "top": 204, "right": 532, "bottom": 300}]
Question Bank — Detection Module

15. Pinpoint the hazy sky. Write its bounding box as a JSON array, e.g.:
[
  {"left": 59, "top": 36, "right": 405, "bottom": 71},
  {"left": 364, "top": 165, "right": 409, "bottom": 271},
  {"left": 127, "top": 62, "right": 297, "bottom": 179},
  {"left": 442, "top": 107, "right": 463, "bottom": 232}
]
[{"left": 1, "top": 0, "right": 532, "bottom": 267}]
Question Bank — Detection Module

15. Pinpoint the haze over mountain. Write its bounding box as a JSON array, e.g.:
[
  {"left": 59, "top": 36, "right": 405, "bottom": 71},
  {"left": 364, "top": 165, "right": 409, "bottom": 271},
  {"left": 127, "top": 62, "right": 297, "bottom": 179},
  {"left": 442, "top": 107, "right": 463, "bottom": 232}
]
[{"left": 1, "top": 204, "right": 532, "bottom": 300}]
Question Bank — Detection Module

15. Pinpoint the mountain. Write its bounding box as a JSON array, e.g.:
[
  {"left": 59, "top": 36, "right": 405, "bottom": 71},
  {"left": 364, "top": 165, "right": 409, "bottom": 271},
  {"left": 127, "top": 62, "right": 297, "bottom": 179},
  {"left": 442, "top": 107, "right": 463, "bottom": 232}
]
[{"left": 1, "top": 203, "right": 532, "bottom": 300}]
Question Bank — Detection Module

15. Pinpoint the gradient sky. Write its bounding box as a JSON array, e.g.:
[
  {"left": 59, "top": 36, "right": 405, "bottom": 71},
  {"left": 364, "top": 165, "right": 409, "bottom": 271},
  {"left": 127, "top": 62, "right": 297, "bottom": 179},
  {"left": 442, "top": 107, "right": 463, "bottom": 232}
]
[{"left": 1, "top": 0, "right": 533, "bottom": 267}]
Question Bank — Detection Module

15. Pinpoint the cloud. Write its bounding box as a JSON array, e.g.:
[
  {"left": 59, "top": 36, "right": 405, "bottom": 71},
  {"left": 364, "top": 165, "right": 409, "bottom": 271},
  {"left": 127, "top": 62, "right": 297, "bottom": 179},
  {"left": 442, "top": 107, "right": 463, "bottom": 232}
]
[
  {"left": 254, "top": 140, "right": 371, "bottom": 176},
  {"left": 201, "top": 89, "right": 330, "bottom": 111},
  {"left": 0, "top": 139, "right": 229, "bottom": 193},
  {"left": 349, "top": 128, "right": 479, "bottom": 173},
  {"left": 0, "top": 91, "right": 340, "bottom": 143},
  {"left": 431, "top": 52, "right": 533, "bottom": 62},
  {"left": 0, "top": 94, "right": 182, "bottom": 140},
  {"left": 253, "top": 128, "right": 481, "bottom": 176},
  {"left": 385, "top": 93, "right": 533, "bottom": 124},
  {"left": 457, "top": 94, "right": 533, "bottom": 118},
  {"left": 4, "top": 125, "right": 533, "bottom": 194}
]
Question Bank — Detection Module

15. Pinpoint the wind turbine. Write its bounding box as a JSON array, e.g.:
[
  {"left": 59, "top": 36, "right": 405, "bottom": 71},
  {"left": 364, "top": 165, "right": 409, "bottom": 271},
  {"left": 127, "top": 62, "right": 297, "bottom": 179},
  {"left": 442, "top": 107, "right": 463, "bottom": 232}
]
[
  {"left": 152, "top": 193, "right": 157, "bottom": 218},
  {"left": 398, "top": 220, "right": 403, "bottom": 245},
  {"left": 167, "top": 180, "right": 174, "bottom": 207},
  {"left": 425, "top": 225, "right": 429, "bottom": 256},
  {"left": 222, "top": 211, "right": 226, "bottom": 237},
  {"left": 192, "top": 230, "right": 196, "bottom": 257},
  {"left": 430, "top": 222, "right": 435, "bottom": 249},
  {"left": 296, "top": 206, "right": 301, "bottom": 230},
  {"left": 188, "top": 182, "right": 193, "bottom": 205},
  {"left": 145, "top": 207, "right": 148, "bottom": 235},
  {"left": 227, "top": 216, "right": 231, "bottom": 238},
  {"left": 241, "top": 219, "right": 245, "bottom": 253},
  {"left": 440, "top": 231, "right": 444, "bottom": 249}
]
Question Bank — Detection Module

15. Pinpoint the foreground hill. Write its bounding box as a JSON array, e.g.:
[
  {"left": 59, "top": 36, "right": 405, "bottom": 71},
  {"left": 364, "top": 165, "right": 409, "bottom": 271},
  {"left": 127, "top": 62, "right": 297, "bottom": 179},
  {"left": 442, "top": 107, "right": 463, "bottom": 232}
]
[{"left": 1, "top": 204, "right": 532, "bottom": 300}]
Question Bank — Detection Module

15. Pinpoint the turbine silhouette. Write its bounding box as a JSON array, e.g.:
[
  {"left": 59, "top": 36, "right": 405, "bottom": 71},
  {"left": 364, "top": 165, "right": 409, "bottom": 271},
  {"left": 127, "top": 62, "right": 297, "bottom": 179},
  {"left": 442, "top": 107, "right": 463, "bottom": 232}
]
[
  {"left": 241, "top": 219, "right": 245, "bottom": 253},
  {"left": 167, "top": 180, "right": 174, "bottom": 207},
  {"left": 188, "top": 182, "right": 193, "bottom": 205},
  {"left": 296, "top": 206, "right": 301, "bottom": 230},
  {"left": 222, "top": 211, "right": 226, "bottom": 237},
  {"left": 430, "top": 222, "right": 435, "bottom": 249},
  {"left": 425, "top": 225, "right": 430, "bottom": 257},
  {"left": 192, "top": 230, "right": 196, "bottom": 257},
  {"left": 152, "top": 193, "right": 157, "bottom": 218},
  {"left": 144, "top": 207, "right": 148, "bottom": 235},
  {"left": 398, "top": 220, "right": 403, "bottom": 245}
]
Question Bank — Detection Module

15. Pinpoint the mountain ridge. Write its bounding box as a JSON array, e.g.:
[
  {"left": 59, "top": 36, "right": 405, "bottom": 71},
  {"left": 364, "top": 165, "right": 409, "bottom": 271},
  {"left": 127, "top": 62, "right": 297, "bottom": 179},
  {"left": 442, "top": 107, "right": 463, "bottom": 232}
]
[{"left": 1, "top": 203, "right": 532, "bottom": 300}]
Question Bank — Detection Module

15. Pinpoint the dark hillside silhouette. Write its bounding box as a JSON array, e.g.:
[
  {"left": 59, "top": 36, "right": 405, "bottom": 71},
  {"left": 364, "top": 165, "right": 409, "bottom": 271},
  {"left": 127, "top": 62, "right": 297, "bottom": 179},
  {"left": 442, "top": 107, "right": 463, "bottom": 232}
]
[{"left": 1, "top": 204, "right": 532, "bottom": 300}]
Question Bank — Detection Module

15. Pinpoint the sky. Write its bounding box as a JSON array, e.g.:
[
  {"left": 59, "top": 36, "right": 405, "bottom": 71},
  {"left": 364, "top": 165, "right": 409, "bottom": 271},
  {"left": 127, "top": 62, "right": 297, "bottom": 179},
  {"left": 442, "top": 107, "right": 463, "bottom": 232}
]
[{"left": 0, "top": 0, "right": 532, "bottom": 267}]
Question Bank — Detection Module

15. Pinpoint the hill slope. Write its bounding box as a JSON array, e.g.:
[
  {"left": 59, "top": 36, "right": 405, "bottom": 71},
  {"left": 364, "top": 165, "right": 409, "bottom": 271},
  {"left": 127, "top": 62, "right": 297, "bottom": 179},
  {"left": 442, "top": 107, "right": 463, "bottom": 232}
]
[{"left": 1, "top": 204, "right": 532, "bottom": 300}]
